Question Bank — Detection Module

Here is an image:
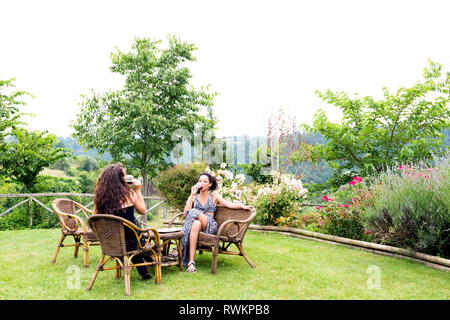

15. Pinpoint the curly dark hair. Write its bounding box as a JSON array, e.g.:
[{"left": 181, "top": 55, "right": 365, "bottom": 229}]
[
  {"left": 94, "top": 162, "right": 132, "bottom": 214},
  {"left": 198, "top": 172, "right": 218, "bottom": 192}
]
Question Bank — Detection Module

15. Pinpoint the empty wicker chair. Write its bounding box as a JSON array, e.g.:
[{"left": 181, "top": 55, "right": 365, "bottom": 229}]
[
  {"left": 87, "top": 214, "right": 162, "bottom": 296},
  {"left": 168, "top": 205, "right": 257, "bottom": 274},
  {"left": 51, "top": 198, "right": 99, "bottom": 268}
]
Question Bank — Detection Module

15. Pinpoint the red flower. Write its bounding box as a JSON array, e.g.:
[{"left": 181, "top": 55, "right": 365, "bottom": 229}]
[{"left": 322, "top": 195, "right": 333, "bottom": 202}]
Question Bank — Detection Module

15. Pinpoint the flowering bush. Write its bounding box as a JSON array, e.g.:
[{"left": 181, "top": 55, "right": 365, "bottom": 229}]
[
  {"left": 363, "top": 156, "right": 450, "bottom": 258},
  {"left": 316, "top": 199, "right": 372, "bottom": 241},
  {"left": 253, "top": 172, "right": 308, "bottom": 225},
  {"left": 206, "top": 163, "right": 309, "bottom": 226},
  {"left": 276, "top": 210, "right": 325, "bottom": 233}
]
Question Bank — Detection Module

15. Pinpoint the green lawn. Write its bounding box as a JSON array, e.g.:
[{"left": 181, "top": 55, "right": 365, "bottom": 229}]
[{"left": 0, "top": 227, "right": 448, "bottom": 300}]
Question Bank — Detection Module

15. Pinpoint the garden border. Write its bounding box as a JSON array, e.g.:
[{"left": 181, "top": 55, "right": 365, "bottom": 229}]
[{"left": 249, "top": 225, "right": 450, "bottom": 272}]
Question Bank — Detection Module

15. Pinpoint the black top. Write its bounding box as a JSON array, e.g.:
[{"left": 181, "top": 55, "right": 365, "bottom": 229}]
[{"left": 112, "top": 205, "right": 139, "bottom": 252}]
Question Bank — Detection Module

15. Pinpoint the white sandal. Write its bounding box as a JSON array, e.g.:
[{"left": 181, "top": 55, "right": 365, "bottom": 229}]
[{"left": 187, "top": 261, "right": 197, "bottom": 273}]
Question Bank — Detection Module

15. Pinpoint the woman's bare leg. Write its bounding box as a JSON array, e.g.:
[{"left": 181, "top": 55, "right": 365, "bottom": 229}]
[{"left": 189, "top": 220, "right": 202, "bottom": 263}]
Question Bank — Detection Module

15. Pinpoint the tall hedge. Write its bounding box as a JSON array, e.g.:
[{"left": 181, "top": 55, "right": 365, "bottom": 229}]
[{"left": 156, "top": 163, "right": 205, "bottom": 212}]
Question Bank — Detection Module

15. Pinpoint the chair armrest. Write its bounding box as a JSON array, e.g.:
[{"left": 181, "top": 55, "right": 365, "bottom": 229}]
[
  {"left": 122, "top": 220, "right": 161, "bottom": 248},
  {"left": 216, "top": 209, "right": 257, "bottom": 241},
  {"left": 73, "top": 202, "right": 93, "bottom": 221},
  {"left": 168, "top": 212, "right": 186, "bottom": 227}
]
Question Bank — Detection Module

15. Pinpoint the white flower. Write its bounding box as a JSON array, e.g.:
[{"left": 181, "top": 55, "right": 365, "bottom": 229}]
[
  {"left": 224, "top": 170, "right": 234, "bottom": 180},
  {"left": 220, "top": 162, "right": 227, "bottom": 169},
  {"left": 236, "top": 173, "right": 245, "bottom": 184}
]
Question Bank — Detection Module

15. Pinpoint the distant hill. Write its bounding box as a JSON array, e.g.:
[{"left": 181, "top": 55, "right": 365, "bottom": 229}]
[
  {"left": 56, "top": 137, "right": 112, "bottom": 161},
  {"left": 55, "top": 128, "right": 449, "bottom": 184}
]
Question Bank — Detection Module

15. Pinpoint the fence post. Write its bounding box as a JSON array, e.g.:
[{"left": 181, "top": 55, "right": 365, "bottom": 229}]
[{"left": 28, "top": 196, "right": 33, "bottom": 227}]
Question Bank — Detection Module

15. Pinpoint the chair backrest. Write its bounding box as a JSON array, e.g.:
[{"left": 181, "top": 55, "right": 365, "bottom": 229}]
[
  {"left": 215, "top": 205, "right": 256, "bottom": 242},
  {"left": 88, "top": 214, "right": 128, "bottom": 257},
  {"left": 52, "top": 198, "right": 78, "bottom": 231}
]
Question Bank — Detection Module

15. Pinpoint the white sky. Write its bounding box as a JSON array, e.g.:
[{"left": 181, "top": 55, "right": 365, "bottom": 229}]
[{"left": 1, "top": 0, "right": 450, "bottom": 138}]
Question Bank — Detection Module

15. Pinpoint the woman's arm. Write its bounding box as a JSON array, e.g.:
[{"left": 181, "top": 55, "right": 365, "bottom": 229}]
[
  {"left": 214, "top": 193, "right": 254, "bottom": 210},
  {"left": 132, "top": 183, "right": 147, "bottom": 215},
  {"left": 184, "top": 195, "right": 195, "bottom": 214}
]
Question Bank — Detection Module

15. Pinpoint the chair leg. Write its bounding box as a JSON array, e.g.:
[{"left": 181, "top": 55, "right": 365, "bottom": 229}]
[
  {"left": 115, "top": 260, "right": 121, "bottom": 279},
  {"left": 123, "top": 257, "right": 131, "bottom": 296},
  {"left": 74, "top": 236, "right": 81, "bottom": 258},
  {"left": 51, "top": 234, "right": 66, "bottom": 264},
  {"left": 87, "top": 254, "right": 105, "bottom": 291},
  {"left": 83, "top": 242, "right": 90, "bottom": 269},
  {"left": 155, "top": 254, "right": 162, "bottom": 285},
  {"left": 177, "top": 240, "right": 183, "bottom": 271},
  {"left": 211, "top": 245, "right": 219, "bottom": 274},
  {"left": 237, "top": 242, "right": 256, "bottom": 268}
]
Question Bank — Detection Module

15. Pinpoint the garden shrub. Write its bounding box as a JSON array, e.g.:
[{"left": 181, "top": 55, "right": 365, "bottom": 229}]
[
  {"left": 316, "top": 202, "right": 372, "bottom": 241},
  {"left": 363, "top": 155, "right": 450, "bottom": 258},
  {"left": 255, "top": 188, "right": 303, "bottom": 226},
  {"left": 276, "top": 208, "right": 325, "bottom": 233},
  {"left": 239, "top": 162, "right": 273, "bottom": 184},
  {"left": 156, "top": 163, "right": 205, "bottom": 211},
  {"left": 253, "top": 172, "right": 308, "bottom": 225}
]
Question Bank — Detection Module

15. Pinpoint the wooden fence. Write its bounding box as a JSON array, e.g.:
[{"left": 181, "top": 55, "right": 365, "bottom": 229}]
[{"left": 0, "top": 193, "right": 166, "bottom": 227}]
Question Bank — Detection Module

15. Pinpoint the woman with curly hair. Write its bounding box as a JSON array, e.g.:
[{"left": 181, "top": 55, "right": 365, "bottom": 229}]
[
  {"left": 93, "top": 162, "right": 151, "bottom": 280},
  {"left": 180, "top": 172, "right": 254, "bottom": 273}
]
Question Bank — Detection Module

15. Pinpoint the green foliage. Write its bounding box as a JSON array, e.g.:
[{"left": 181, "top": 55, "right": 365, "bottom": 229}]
[
  {"left": 239, "top": 162, "right": 273, "bottom": 184},
  {"left": 254, "top": 188, "right": 305, "bottom": 226},
  {"left": 363, "top": 155, "right": 450, "bottom": 258},
  {"left": 0, "top": 129, "right": 69, "bottom": 192},
  {"left": 0, "top": 78, "right": 32, "bottom": 144},
  {"left": 0, "top": 175, "right": 82, "bottom": 230},
  {"left": 156, "top": 163, "right": 205, "bottom": 211},
  {"left": 317, "top": 203, "right": 372, "bottom": 241},
  {"left": 72, "top": 36, "right": 217, "bottom": 195},
  {"left": 303, "top": 60, "right": 450, "bottom": 187}
]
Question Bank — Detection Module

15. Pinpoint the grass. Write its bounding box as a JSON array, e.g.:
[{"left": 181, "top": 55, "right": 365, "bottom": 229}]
[{"left": 0, "top": 219, "right": 449, "bottom": 300}]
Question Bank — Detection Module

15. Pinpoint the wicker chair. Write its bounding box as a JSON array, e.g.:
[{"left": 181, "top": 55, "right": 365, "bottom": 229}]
[
  {"left": 51, "top": 198, "right": 99, "bottom": 268},
  {"left": 168, "top": 205, "right": 257, "bottom": 274},
  {"left": 87, "top": 214, "right": 162, "bottom": 296}
]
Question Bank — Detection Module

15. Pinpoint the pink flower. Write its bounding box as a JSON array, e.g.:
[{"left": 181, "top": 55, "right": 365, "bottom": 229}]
[
  {"left": 353, "top": 176, "right": 363, "bottom": 182},
  {"left": 316, "top": 206, "right": 325, "bottom": 210},
  {"left": 349, "top": 181, "right": 356, "bottom": 185},
  {"left": 322, "top": 195, "right": 333, "bottom": 202},
  {"left": 343, "top": 204, "right": 349, "bottom": 208}
]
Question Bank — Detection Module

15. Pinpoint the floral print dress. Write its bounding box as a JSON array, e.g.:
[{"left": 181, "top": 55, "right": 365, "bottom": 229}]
[{"left": 181, "top": 194, "right": 218, "bottom": 266}]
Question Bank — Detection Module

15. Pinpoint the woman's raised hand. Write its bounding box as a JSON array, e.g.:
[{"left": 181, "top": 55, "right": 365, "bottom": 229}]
[{"left": 133, "top": 178, "right": 142, "bottom": 192}]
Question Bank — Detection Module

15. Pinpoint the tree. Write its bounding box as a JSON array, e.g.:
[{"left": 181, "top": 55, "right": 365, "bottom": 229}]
[
  {"left": 72, "top": 36, "right": 217, "bottom": 195},
  {"left": 0, "top": 129, "right": 68, "bottom": 192},
  {"left": 301, "top": 60, "right": 450, "bottom": 187}
]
